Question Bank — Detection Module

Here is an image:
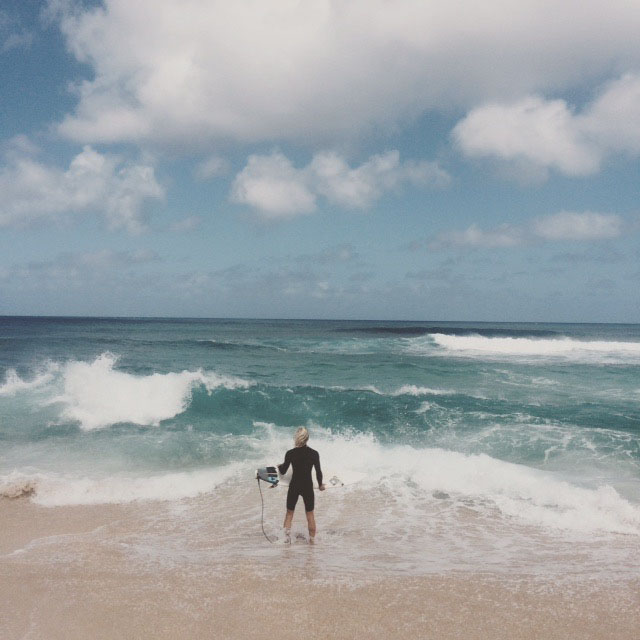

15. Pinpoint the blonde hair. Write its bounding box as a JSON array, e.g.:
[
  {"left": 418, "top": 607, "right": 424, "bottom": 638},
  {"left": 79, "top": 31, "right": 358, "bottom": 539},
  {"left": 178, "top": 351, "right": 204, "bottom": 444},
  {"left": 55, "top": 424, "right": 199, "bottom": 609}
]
[{"left": 294, "top": 427, "right": 309, "bottom": 448}]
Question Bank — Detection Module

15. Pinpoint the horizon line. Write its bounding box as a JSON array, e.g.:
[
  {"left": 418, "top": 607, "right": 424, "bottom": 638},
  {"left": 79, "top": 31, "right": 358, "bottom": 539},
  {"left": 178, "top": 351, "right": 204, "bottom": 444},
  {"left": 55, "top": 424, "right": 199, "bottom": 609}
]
[{"left": 0, "top": 314, "right": 638, "bottom": 326}]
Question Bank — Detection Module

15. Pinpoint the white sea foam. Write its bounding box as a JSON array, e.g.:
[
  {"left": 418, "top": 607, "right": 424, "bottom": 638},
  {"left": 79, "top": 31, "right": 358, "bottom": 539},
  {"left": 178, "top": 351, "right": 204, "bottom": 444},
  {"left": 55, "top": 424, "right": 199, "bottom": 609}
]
[
  {"left": 48, "top": 353, "right": 252, "bottom": 430},
  {"left": 323, "top": 384, "right": 454, "bottom": 396},
  {"left": 250, "top": 424, "right": 640, "bottom": 536},
  {"left": 3, "top": 423, "right": 639, "bottom": 537},
  {"left": 417, "top": 334, "right": 640, "bottom": 363},
  {"left": 392, "top": 385, "right": 454, "bottom": 396},
  {"left": 0, "top": 364, "right": 58, "bottom": 396},
  {"left": 0, "top": 464, "right": 243, "bottom": 506}
]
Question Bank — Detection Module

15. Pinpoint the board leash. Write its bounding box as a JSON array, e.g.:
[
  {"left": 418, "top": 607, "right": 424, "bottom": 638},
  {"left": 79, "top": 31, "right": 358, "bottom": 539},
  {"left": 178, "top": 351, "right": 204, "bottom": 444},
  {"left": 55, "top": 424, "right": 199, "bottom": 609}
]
[{"left": 257, "top": 478, "right": 275, "bottom": 544}]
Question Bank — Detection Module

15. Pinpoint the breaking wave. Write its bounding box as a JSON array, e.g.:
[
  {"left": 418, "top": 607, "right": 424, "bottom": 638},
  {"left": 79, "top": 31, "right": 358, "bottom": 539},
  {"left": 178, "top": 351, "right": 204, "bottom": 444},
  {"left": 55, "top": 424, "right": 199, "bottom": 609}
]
[
  {"left": 4, "top": 424, "right": 639, "bottom": 536},
  {"left": 339, "top": 325, "right": 559, "bottom": 337},
  {"left": 2, "top": 353, "right": 253, "bottom": 430},
  {"left": 0, "top": 364, "right": 58, "bottom": 396},
  {"left": 53, "top": 353, "right": 252, "bottom": 430},
  {"left": 250, "top": 424, "right": 640, "bottom": 536},
  {"left": 417, "top": 334, "right": 640, "bottom": 363}
]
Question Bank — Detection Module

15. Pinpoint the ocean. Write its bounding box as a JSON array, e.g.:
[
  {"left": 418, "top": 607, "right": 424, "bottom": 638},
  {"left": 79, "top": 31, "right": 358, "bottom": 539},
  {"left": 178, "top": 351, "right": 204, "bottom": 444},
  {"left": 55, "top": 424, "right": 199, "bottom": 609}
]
[{"left": 1, "top": 316, "right": 639, "bottom": 581}]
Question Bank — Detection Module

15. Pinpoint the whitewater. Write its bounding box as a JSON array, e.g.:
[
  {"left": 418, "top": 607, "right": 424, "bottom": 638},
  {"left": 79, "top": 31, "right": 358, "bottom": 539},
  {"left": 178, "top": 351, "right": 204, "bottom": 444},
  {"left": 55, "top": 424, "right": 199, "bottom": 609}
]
[{"left": 1, "top": 317, "right": 639, "bottom": 578}]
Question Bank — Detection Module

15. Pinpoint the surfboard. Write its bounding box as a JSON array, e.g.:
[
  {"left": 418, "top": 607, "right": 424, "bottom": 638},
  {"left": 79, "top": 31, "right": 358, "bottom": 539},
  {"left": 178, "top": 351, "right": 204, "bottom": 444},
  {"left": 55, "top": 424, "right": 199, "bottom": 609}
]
[{"left": 274, "top": 465, "right": 365, "bottom": 488}]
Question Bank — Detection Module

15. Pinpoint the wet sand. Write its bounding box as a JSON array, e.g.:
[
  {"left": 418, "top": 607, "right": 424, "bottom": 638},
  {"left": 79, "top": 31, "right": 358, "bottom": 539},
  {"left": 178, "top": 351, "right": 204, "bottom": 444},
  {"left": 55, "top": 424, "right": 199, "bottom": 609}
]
[{"left": 1, "top": 499, "right": 638, "bottom": 640}]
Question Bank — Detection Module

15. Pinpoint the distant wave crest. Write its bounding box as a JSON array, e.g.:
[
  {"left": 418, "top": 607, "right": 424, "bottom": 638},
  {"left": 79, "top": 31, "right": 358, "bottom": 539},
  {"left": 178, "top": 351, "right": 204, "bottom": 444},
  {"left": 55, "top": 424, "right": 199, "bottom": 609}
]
[
  {"left": 337, "top": 325, "right": 559, "bottom": 338},
  {"left": 413, "top": 334, "right": 640, "bottom": 363}
]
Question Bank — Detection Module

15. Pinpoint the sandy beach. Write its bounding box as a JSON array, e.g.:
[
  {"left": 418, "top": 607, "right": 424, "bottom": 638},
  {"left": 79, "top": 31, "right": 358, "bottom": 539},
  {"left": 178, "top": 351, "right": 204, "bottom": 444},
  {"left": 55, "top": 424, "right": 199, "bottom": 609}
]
[{"left": 2, "top": 498, "right": 638, "bottom": 640}]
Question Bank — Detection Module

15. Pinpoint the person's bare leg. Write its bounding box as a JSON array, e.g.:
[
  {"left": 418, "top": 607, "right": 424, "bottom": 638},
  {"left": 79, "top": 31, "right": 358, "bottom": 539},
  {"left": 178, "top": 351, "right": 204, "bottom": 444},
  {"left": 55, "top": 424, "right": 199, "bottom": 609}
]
[
  {"left": 283, "top": 509, "right": 294, "bottom": 529},
  {"left": 283, "top": 509, "right": 294, "bottom": 543},
  {"left": 305, "top": 510, "right": 316, "bottom": 543}
]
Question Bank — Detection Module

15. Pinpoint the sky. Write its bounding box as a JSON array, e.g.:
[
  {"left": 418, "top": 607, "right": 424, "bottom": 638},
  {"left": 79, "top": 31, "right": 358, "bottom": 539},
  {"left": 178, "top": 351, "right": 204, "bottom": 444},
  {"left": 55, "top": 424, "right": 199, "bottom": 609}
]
[{"left": 0, "top": 0, "right": 639, "bottom": 322}]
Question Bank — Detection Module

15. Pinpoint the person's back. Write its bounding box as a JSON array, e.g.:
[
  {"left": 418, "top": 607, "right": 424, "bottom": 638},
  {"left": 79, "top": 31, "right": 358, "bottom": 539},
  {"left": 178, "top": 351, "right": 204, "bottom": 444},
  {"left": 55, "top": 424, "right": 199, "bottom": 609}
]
[
  {"left": 280, "top": 445, "right": 321, "bottom": 489},
  {"left": 278, "top": 428, "right": 325, "bottom": 543}
]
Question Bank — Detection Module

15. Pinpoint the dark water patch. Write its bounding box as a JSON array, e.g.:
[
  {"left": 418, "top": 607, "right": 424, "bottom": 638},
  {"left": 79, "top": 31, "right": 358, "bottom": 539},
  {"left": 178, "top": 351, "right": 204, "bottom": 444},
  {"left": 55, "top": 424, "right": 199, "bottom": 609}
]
[
  {"left": 184, "top": 383, "right": 431, "bottom": 435},
  {"left": 200, "top": 340, "right": 247, "bottom": 350},
  {"left": 182, "top": 381, "right": 526, "bottom": 440},
  {"left": 202, "top": 340, "right": 285, "bottom": 353},
  {"left": 343, "top": 326, "right": 431, "bottom": 336},
  {"left": 44, "top": 336, "right": 287, "bottom": 353},
  {"left": 183, "top": 381, "right": 640, "bottom": 454},
  {"left": 558, "top": 403, "right": 640, "bottom": 435},
  {"left": 111, "top": 337, "right": 273, "bottom": 350}
]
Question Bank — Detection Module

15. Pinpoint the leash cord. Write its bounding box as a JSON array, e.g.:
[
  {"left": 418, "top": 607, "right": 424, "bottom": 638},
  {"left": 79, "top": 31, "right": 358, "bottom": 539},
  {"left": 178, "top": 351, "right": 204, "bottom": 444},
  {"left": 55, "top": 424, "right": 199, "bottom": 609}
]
[{"left": 258, "top": 478, "right": 275, "bottom": 543}]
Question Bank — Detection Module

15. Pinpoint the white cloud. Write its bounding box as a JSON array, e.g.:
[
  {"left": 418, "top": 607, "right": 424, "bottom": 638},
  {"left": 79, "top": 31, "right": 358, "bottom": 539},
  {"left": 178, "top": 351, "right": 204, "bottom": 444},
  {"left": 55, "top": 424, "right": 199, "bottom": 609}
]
[
  {"left": 230, "top": 152, "right": 316, "bottom": 219},
  {"left": 453, "top": 74, "right": 640, "bottom": 176},
  {"left": 194, "top": 155, "right": 229, "bottom": 180},
  {"left": 3, "top": 134, "right": 40, "bottom": 158},
  {"left": 2, "top": 31, "right": 33, "bottom": 52},
  {"left": 452, "top": 97, "right": 599, "bottom": 176},
  {"left": 429, "top": 212, "right": 625, "bottom": 250},
  {"left": 50, "top": 0, "right": 640, "bottom": 148},
  {"left": 580, "top": 74, "right": 640, "bottom": 155},
  {"left": 532, "top": 212, "right": 623, "bottom": 241},
  {"left": 430, "top": 224, "right": 524, "bottom": 249},
  {"left": 2, "top": 249, "right": 159, "bottom": 287},
  {"left": 310, "top": 151, "right": 450, "bottom": 208},
  {"left": 0, "top": 145, "right": 164, "bottom": 233},
  {"left": 296, "top": 244, "right": 360, "bottom": 265},
  {"left": 77, "top": 248, "right": 159, "bottom": 267},
  {"left": 231, "top": 150, "right": 449, "bottom": 218}
]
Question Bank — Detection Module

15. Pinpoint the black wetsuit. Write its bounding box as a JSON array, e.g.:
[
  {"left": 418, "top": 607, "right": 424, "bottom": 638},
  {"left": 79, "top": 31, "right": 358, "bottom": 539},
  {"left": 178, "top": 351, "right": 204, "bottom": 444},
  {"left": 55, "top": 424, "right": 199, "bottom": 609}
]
[{"left": 278, "top": 446, "right": 323, "bottom": 512}]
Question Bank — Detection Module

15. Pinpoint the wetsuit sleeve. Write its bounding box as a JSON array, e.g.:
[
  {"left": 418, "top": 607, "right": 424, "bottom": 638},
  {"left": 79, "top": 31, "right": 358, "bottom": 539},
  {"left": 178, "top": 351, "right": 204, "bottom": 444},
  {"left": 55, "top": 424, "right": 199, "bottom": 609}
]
[
  {"left": 278, "top": 450, "right": 291, "bottom": 475},
  {"left": 314, "top": 451, "right": 323, "bottom": 487}
]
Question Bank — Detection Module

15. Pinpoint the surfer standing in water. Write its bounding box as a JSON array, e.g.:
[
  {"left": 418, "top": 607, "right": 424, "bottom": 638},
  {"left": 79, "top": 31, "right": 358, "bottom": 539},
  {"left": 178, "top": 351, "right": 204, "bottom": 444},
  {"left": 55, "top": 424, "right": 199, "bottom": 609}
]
[{"left": 278, "top": 427, "right": 325, "bottom": 544}]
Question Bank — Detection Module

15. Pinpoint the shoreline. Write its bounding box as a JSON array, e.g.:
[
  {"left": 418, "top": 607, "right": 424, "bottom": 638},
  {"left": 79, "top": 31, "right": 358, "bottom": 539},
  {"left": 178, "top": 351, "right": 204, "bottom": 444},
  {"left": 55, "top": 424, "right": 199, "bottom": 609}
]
[{"left": 2, "top": 499, "right": 638, "bottom": 640}]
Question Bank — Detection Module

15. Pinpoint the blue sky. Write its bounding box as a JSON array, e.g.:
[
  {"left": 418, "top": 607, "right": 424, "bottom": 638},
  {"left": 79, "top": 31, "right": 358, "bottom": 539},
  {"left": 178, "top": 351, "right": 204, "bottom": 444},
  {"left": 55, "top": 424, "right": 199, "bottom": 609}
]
[{"left": 1, "top": 0, "right": 639, "bottom": 321}]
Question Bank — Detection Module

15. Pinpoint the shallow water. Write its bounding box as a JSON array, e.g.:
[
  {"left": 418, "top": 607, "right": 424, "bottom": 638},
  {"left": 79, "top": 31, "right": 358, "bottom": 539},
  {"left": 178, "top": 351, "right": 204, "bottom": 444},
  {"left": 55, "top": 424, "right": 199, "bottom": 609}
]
[{"left": 1, "top": 317, "right": 639, "bottom": 576}]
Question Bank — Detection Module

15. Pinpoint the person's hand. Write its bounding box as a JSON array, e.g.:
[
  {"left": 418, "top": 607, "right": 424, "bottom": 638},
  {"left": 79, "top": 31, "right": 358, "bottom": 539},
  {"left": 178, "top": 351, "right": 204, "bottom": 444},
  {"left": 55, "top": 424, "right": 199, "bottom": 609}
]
[{"left": 319, "top": 484, "right": 326, "bottom": 491}]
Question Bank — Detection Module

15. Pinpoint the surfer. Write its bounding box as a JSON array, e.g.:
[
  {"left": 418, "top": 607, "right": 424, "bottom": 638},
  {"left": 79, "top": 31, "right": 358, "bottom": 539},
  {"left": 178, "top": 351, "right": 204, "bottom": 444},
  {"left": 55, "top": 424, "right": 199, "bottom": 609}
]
[{"left": 278, "top": 427, "right": 325, "bottom": 544}]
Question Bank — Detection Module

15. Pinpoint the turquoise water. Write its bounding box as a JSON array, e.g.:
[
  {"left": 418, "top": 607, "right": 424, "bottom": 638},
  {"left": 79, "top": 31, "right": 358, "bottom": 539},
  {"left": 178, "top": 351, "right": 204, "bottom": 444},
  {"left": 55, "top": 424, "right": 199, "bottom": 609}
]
[{"left": 1, "top": 317, "right": 639, "bottom": 574}]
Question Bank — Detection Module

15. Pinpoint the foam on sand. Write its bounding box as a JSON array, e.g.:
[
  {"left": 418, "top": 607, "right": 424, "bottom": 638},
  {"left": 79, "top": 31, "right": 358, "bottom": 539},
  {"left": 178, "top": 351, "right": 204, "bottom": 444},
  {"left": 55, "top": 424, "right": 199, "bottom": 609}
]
[{"left": 0, "top": 464, "right": 243, "bottom": 506}]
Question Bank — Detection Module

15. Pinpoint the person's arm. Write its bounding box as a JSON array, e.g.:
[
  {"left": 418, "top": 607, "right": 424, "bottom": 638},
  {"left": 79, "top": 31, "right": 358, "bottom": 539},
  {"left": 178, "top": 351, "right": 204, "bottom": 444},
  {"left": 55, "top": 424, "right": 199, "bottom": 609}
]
[
  {"left": 278, "top": 450, "right": 291, "bottom": 475},
  {"left": 314, "top": 451, "right": 324, "bottom": 489}
]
